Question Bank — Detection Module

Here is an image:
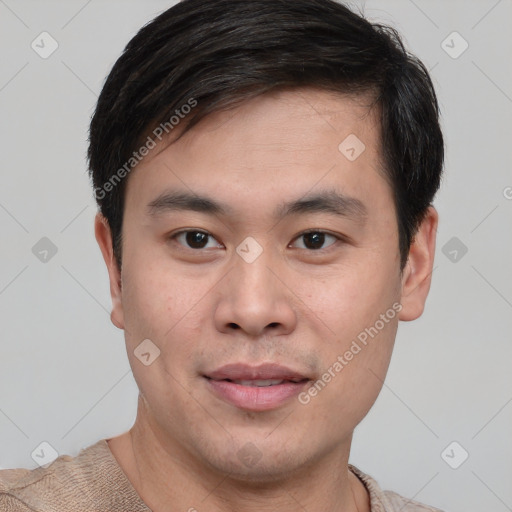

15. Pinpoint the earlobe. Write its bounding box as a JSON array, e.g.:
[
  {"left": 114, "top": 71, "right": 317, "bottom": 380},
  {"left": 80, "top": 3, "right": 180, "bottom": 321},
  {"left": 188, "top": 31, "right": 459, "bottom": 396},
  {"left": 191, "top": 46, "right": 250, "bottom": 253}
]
[
  {"left": 398, "top": 206, "right": 438, "bottom": 322},
  {"left": 94, "top": 212, "right": 125, "bottom": 330}
]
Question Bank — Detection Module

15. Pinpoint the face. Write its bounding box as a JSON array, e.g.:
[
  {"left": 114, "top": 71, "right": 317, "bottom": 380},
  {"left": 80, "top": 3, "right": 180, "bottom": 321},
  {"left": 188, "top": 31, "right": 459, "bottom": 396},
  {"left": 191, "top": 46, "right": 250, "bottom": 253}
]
[{"left": 96, "top": 87, "right": 436, "bottom": 481}]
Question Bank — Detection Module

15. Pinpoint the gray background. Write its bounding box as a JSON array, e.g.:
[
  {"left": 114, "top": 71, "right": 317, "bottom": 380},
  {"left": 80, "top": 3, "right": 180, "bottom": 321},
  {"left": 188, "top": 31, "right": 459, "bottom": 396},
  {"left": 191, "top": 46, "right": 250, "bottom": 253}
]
[{"left": 0, "top": 1, "right": 511, "bottom": 511}]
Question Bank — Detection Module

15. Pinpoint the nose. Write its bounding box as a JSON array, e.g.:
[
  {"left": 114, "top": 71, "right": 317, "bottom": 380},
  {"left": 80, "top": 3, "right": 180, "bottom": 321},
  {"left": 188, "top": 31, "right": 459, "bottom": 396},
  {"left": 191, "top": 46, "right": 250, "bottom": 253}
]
[{"left": 213, "top": 247, "right": 297, "bottom": 338}]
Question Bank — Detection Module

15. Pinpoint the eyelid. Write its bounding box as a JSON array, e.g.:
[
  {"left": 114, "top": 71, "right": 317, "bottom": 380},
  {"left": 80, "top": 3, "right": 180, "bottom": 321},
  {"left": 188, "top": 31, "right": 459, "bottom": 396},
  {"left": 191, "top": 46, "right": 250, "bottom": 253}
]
[
  {"left": 169, "top": 229, "right": 223, "bottom": 249},
  {"left": 169, "top": 228, "right": 348, "bottom": 252},
  {"left": 289, "top": 229, "right": 346, "bottom": 250}
]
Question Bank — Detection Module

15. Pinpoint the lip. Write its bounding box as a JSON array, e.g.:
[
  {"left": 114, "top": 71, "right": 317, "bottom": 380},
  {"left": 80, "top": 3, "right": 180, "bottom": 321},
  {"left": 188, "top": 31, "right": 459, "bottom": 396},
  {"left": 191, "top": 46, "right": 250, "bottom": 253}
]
[
  {"left": 205, "top": 363, "right": 310, "bottom": 381},
  {"left": 204, "top": 363, "right": 311, "bottom": 412}
]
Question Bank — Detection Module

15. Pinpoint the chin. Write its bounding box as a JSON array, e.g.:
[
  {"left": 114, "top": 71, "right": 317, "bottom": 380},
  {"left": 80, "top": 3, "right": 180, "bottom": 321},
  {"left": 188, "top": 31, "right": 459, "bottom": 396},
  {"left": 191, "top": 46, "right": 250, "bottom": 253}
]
[
  {"left": 212, "top": 457, "right": 302, "bottom": 485},
  {"left": 196, "top": 436, "right": 319, "bottom": 485}
]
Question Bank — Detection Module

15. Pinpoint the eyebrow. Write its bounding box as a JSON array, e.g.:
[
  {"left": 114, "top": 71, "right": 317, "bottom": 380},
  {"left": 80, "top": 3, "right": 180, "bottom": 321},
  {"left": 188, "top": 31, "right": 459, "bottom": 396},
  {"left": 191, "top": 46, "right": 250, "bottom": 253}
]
[{"left": 146, "top": 188, "right": 368, "bottom": 223}]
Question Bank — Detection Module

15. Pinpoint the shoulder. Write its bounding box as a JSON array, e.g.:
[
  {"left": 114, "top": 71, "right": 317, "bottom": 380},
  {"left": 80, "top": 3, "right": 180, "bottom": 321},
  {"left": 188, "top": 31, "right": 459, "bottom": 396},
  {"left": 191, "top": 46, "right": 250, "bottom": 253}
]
[
  {"left": 0, "top": 455, "right": 76, "bottom": 511},
  {"left": 0, "top": 439, "right": 149, "bottom": 512},
  {"left": 0, "top": 466, "right": 37, "bottom": 511},
  {"left": 349, "top": 464, "right": 446, "bottom": 512},
  {"left": 380, "top": 489, "right": 445, "bottom": 511}
]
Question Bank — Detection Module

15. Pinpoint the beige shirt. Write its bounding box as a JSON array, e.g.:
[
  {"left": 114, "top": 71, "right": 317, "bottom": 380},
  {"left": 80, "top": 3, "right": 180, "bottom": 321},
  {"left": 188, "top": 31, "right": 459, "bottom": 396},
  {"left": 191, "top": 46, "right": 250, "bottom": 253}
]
[{"left": 0, "top": 439, "right": 444, "bottom": 511}]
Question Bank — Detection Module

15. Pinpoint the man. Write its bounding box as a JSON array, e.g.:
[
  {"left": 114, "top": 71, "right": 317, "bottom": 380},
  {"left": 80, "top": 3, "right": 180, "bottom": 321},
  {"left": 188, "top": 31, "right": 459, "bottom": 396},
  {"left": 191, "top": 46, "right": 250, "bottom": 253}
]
[{"left": 0, "top": 0, "right": 444, "bottom": 510}]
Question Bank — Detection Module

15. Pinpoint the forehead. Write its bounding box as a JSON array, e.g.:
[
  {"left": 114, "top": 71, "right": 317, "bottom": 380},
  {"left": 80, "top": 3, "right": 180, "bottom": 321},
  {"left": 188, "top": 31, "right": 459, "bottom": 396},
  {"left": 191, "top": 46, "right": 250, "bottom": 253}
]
[
  {"left": 125, "top": 87, "right": 389, "bottom": 218},
  {"left": 177, "top": 88, "right": 380, "bottom": 156}
]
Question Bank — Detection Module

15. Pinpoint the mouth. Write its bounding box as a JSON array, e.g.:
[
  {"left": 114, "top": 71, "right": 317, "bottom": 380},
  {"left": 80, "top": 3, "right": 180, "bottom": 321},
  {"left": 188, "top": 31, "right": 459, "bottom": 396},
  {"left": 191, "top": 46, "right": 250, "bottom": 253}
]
[
  {"left": 203, "top": 363, "right": 311, "bottom": 411},
  {"left": 212, "top": 378, "right": 307, "bottom": 387}
]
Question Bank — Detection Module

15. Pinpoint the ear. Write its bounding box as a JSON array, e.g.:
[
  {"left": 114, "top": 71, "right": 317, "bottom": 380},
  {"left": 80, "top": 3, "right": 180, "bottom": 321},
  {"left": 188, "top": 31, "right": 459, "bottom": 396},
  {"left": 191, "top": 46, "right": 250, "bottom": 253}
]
[
  {"left": 94, "top": 212, "right": 125, "bottom": 330},
  {"left": 398, "top": 206, "right": 438, "bottom": 321}
]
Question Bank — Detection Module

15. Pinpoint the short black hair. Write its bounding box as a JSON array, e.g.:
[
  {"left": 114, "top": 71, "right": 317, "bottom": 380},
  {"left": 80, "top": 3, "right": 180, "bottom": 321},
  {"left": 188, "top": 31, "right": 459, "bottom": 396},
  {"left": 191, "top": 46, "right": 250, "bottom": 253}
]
[{"left": 88, "top": 0, "right": 444, "bottom": 272}]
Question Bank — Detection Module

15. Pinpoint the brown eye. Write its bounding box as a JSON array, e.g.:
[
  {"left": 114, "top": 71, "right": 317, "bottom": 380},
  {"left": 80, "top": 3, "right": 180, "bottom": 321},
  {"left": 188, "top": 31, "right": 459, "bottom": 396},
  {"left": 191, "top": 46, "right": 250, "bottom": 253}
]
[
  {"left": 291, "top": 231, "right": 339, "bottom": 251},
  {"left": 172, "top": 230, "right": 221, "bottom": 250},
  {"left": 303, "top": 232, "right": 326, "bottom": 250}
]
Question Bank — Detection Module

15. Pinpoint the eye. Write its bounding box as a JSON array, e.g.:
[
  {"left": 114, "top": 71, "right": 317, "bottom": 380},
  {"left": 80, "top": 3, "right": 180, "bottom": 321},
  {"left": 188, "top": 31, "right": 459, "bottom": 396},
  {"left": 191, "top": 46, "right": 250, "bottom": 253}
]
[
  {"left": 171, "top": 230, "right": 222, "bottom": 250},
  {"left": 290, "top": 230, "right": 341, "bottom": 251}
]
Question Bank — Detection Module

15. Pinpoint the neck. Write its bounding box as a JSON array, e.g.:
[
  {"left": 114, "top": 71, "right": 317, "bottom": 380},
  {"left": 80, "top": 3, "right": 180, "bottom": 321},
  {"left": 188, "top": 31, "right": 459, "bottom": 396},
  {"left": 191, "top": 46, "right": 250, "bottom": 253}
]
[{"left": 108, "top": 400, "right": 369, "bottom": 512}]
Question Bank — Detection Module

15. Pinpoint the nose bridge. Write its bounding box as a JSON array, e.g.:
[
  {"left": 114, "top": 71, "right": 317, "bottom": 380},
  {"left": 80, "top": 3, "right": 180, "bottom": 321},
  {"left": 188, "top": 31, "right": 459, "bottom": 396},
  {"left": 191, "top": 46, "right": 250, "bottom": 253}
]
[
  {"left": 213, "top": 237, "right": 297, "bottom": 336},
  {"left": 231, "top": 237, "right": 278, "bottom": 304}
]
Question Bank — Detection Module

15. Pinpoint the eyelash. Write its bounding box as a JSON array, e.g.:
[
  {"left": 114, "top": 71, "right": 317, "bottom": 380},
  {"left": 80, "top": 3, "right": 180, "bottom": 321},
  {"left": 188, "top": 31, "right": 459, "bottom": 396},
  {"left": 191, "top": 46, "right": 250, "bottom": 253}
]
[{"left": 169, "top": 229, "right": 346, "bottom": 253}]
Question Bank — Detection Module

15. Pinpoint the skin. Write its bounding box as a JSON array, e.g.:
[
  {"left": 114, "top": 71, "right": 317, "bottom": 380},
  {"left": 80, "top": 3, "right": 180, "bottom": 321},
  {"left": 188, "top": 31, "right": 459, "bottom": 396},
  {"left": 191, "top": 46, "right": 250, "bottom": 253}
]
[{"left": 95, "top": 87, "right": 438, "bottom": 512}]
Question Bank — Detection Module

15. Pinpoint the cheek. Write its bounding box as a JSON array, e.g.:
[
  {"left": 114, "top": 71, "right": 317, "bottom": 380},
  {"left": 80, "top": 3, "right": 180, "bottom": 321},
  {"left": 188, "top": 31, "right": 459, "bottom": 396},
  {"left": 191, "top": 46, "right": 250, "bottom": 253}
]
[
  {"left": 300, "top": 257, "right": 400, "bottom": 404},
  {"left": 120, "top": 256, "right": 214, "bottom": 375},
  {"left": 301, "top": 260, "right": 399, "bottom": 340},
  {"left": 304, "top": 317, "right": 397, "bottom": 435},
  {"left": 119, "top": 264, "right": 202, "bottom": 409},
  {"left": 122, "top": 254, "right": 188, "bottom": 328}
]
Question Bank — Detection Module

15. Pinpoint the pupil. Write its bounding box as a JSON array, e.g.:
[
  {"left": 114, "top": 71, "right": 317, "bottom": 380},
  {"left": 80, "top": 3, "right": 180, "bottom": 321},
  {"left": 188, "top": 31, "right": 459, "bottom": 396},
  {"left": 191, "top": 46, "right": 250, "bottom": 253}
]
[
  {"left": 304, "top": 232, "right": 324, "bottom": 250},
  {"left": 187, "top": 231, "right": 208, "bottom": 249}
]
